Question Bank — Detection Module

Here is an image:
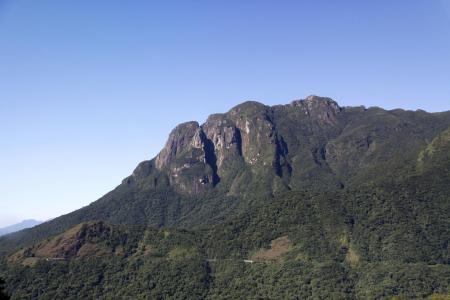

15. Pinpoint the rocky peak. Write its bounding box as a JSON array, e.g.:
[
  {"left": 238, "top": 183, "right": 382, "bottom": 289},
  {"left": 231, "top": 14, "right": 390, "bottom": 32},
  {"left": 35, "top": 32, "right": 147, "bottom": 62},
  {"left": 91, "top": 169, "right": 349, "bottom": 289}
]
[
  {"left": 155, "top": 121, "right": 201, "bottom": 170},
  {"left": 225, "top": 101, "right": 278, "bottom": 166},
  {"left": 228, "top": 101, "right": 268, "bottom": 118},
  {"left": 150, "top": 96, "right": 345, "bottom": 196},
  {"left": 154, "top": 121, "right": 220, "bottom": 195},
  {"left": 202, "top": 114, "right": 242, "bottom": 169},
  {"left": 291, "top": 95, "right": 341, "bottom": 125},
  {"left": 292, "top": 95, "right": 340, "bottom": 110}
]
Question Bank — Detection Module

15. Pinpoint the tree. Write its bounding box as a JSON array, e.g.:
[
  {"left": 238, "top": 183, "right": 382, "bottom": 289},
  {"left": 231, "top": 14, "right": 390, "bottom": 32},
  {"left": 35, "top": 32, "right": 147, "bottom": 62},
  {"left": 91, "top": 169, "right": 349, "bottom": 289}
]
[{"left": 0, "top": 278, "right": 9, "bottom": 300}]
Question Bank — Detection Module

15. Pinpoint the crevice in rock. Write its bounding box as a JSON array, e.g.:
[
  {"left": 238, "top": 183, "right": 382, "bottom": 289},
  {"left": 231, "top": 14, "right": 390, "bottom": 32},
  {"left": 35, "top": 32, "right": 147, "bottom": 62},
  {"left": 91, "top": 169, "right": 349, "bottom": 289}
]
[
  {"left": 313, "top": 146, "right": 327, "bottom": 166},
  {"left": 235, "top": 128, "right": 243, "bottom": 157},
  {"left": 274, "top": 135, "right": 292, "bottom": 178},
  {"left": 202, "top": 131, "right": 220, "bottom": 186}
]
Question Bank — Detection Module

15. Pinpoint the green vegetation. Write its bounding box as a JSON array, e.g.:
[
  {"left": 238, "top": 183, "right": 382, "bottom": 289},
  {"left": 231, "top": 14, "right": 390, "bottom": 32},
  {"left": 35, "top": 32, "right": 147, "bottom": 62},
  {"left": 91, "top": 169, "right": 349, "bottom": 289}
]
[{"left": 1, "top": 98, "right": 450, "bottom": 299}]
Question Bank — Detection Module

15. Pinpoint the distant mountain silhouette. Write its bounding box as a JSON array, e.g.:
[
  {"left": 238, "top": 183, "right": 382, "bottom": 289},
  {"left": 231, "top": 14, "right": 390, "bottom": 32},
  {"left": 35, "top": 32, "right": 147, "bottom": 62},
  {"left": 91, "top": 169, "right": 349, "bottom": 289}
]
[{"left": 0, "top": 219, "right": 42, "bottom": 237}]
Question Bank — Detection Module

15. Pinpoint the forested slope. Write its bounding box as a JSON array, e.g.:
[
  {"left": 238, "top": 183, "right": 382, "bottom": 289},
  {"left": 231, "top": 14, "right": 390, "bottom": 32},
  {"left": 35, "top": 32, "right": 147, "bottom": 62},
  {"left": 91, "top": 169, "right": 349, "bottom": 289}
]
[{"left": 1, "top": 96, "right": 449, "bottom": 299}]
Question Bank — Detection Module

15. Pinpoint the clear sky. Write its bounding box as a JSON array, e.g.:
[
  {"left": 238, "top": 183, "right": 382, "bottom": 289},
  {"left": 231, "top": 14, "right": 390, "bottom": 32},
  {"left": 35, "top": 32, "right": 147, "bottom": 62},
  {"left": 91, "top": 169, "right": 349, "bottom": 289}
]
[{"left": 1, "top": 0, "right": 450, "bottom": 227}]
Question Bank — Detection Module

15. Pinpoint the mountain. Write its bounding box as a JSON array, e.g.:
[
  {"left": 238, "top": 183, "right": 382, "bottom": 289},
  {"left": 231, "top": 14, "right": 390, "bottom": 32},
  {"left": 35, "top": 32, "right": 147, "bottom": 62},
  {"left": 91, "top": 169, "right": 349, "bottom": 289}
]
[
  {"left": 0, "top": 96, "right": 449, "bottom": 299},
  {"left": 0, "top": 220, "right": 42, "bottom": 237}
]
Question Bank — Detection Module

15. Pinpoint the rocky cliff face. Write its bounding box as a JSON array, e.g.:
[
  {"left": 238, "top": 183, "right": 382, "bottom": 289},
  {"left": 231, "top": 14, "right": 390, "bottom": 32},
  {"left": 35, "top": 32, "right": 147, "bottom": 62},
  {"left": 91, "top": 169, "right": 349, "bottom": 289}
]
[
  {"left": 202, "top": 113, "right": 242, "bottom": 170},
  {"left": 154, "top": 121, "right": 218, "bottom": 195},
  {"left": 290, "top": 95, "right": 342, "bottom": 126}
]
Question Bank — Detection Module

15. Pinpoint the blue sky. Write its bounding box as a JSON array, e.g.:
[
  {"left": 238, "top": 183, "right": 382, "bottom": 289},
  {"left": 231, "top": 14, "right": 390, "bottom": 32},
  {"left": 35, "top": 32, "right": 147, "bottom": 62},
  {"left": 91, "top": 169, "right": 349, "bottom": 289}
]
[{"left": 1, "top": 0, "right": 450, "bottom": 227}]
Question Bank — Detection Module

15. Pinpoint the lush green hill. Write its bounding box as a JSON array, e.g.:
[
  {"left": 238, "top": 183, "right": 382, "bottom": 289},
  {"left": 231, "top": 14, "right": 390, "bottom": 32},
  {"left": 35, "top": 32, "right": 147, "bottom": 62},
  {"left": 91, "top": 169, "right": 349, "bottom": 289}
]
[{"left": 1, "top": 96, "right": 450, "bottom": 299}]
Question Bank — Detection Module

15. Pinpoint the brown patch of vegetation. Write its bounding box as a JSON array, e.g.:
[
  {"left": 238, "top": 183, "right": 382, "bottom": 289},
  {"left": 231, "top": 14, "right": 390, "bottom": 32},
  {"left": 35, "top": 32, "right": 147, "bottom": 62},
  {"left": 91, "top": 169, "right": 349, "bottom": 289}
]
[
  {"left": 32, "top": 221, "right": 110, "bottom": 258},
  {"left": 7, "top": 249, "right": 26, "bottom": 264},
  {"left": 345, "top": 247, "right": 360, "bottom": 267},
  {"left": 7, "top": 221, "right": 113, "bottom": 266},
  {"left": 251, "top": 236, "right": 292, "bottom": 262},
  {"left": 142, "top": 245, "right": 154, "bottom": 256},
  {"left": 77, "top": 242, "right": 108, "bottom": 258},
  {"left": 338, "top": 233, "right": 360, "bottom": 267},
  {"left": 21, "top": 257, "right": 40, "bottom": 267}
]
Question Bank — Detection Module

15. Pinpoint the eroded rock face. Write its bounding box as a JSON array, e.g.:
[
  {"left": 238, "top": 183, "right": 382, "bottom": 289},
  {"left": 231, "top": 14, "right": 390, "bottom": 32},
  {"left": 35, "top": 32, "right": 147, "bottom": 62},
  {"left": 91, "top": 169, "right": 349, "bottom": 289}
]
[
  {"left": 155, "top": 121, "right": 202, "bottom": 170},
  {"left": 154, "top": 121, "right": 219, "bottom": 195},
  {"left": 227, "top": 101, "right": 278, "bottom": 167},
  {"left": 202, "top": 114, "right": 242, "bottom": 173}
]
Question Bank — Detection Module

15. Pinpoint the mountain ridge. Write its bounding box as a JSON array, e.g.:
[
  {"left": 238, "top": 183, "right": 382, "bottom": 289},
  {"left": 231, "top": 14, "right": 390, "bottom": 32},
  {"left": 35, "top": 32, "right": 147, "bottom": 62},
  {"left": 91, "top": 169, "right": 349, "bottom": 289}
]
[
  {"left": 2, "top": 95, "right": 450, "bottom": 252},
  {"left": 2, "top": 95, "right": 450, "bottom": 253},
  {"left": 1, "top": 96, "right": 450, "bottom": 299}
]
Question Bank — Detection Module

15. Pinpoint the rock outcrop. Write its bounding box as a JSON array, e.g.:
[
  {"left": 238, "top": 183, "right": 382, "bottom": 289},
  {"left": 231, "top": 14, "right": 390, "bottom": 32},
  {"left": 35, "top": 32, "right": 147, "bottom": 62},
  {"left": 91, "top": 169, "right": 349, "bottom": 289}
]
[
  {"left": 290, "top": 95, "right": 342, "bottom": 126},
  {"left": 154, "top": 121, "right": 219, "bottom": 195},
  {"left": 152, "top": 97, "right": 342, "bottom": 196}
]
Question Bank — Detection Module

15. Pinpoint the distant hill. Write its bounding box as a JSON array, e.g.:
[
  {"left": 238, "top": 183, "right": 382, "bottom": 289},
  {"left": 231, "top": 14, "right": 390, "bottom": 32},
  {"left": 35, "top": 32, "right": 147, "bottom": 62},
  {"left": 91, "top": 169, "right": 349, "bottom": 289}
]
[{"left": 0, "top": 219, "right": 42, "bottom": 237}]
